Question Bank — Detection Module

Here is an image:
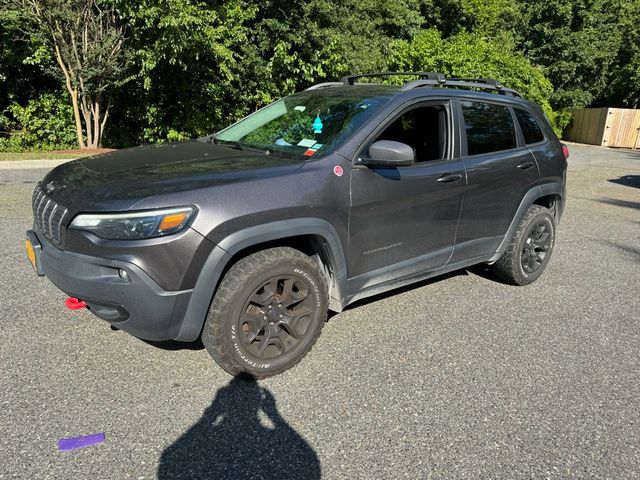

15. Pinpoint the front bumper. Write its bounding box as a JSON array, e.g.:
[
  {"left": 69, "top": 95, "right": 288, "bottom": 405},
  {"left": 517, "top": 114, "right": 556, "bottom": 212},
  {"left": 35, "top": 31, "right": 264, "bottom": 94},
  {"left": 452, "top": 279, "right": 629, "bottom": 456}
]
[{"left": 32, "top": 230, "right": 193, "bottom": 341}]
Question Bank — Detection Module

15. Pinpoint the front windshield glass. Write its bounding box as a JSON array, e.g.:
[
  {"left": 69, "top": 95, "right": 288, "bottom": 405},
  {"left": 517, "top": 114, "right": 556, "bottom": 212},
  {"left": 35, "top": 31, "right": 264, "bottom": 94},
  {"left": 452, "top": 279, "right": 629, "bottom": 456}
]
[{"left": 215, "top": 89, "right": 394, "bottom": 159}]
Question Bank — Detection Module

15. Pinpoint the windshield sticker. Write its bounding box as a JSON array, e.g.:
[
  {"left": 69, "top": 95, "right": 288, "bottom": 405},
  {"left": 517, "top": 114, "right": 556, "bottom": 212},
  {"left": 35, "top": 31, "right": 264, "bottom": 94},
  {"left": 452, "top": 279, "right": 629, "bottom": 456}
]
[
  {"left": 312, "top": 114, "right": 324, "bottom": 134},
  {"left": 311, "top": 143, "right": 323, "bottom": 150},
  {"left": 297, "top": 139, "right": 317, "bottom": 148},
  {"left": 294, "top": 105, "right": 306, "bottom": 112},
  {"left": 276, "top": 138, "right": 293, "bottom": 146},
  {"left": 303, "top": 149, "right": 317, "bottom": 156}
]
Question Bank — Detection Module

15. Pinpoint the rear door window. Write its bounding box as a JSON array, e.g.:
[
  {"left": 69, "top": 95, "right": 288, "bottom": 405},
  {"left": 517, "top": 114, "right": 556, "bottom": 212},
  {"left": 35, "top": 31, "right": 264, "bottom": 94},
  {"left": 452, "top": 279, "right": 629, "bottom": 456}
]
[
  {"left": 514, "top": 108, "right": 545, "bottom": 144},
  {"left": 461, "top": 101, "right": 516, "bottom": 156}
]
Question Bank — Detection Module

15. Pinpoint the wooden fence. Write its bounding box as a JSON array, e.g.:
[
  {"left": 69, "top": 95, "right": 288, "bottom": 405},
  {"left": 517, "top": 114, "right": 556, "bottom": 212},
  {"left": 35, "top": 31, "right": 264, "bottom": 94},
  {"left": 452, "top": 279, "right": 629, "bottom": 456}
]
[{"left": 563, "top": 108, "right": 640, "bottom": 149}]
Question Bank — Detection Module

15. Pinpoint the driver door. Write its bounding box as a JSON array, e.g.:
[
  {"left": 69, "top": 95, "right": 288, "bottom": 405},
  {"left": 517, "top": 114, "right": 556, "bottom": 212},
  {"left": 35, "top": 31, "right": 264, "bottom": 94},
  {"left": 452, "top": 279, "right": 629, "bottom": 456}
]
[{"left": 348, "top": 101, "right": 466, "bottom": 285}]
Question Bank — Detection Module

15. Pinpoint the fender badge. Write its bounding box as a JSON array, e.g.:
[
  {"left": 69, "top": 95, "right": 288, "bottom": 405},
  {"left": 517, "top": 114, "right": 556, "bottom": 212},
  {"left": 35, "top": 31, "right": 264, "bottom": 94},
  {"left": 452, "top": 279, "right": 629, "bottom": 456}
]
[{"left": 333, "top": 166, "right": 344, "bottom": 177}]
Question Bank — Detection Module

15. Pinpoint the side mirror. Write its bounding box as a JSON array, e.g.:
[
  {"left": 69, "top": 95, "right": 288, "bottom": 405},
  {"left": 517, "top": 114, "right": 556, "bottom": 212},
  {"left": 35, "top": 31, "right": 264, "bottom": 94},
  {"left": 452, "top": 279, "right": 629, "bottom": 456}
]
[{"left": 361, "top": 140, "right": 415, "bottom": 167}]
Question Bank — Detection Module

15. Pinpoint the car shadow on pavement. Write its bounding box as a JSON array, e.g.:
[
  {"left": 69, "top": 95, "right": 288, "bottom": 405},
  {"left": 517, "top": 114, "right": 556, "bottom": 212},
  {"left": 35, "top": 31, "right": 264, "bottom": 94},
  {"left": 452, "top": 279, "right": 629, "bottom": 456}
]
[
  {"left": 595, "top": 197, "right": 640, "bottom": 210},
  {"left": 466, "top": 264, "right": 515, "bottom": 285},
  {"left": 335, "top": 270, "right": 471, "bottom": 318},
  {"left": 602, "top": 241, "right": 640, "bottom": 261},
  {"left": 608, "top": 174, "right": 640, "bottom": 189},
  {"left": 139, "top": 338, "right": 205, "bottom": 351},
  {"left": 623, "top": 150, "right": 640, "bottom": 160},
  {"left": 157, "top": 374, "right": 321, "bottom": 480}
]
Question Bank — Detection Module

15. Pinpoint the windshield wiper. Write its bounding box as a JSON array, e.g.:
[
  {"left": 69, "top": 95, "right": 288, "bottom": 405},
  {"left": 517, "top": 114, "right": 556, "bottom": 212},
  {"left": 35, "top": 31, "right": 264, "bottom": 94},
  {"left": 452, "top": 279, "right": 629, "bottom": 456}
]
[{"left": 215, "top": 138, "right": 270, "bottom": 155}]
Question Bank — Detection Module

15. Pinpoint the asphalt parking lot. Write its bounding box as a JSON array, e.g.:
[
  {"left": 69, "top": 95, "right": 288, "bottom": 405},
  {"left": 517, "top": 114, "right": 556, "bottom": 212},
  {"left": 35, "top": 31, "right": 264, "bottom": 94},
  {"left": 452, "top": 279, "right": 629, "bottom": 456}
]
[{"left": 1, "top": 143, "right": 638, "bottom": 479}]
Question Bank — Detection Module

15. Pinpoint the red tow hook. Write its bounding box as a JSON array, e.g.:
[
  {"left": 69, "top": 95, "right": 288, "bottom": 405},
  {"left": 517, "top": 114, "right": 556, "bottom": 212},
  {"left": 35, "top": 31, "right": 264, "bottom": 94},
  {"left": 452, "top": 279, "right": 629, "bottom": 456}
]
[{"left": 65, "top": 297, "right": 87, "bottom": 310}]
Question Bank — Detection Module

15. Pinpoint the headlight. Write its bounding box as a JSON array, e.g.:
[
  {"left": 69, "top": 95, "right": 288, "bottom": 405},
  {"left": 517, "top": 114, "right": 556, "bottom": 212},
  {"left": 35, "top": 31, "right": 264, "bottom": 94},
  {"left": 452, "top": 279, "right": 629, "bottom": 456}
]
[{"left": 69, "top": 207, "right": 196, "bottom": 240}]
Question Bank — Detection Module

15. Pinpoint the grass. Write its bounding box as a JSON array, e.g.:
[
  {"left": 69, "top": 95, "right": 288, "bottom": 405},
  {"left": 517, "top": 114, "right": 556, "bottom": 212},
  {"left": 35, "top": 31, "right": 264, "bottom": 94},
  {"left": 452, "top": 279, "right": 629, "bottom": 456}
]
[{"left": 0, "top": 152, "right": 88, "bottom": 161}]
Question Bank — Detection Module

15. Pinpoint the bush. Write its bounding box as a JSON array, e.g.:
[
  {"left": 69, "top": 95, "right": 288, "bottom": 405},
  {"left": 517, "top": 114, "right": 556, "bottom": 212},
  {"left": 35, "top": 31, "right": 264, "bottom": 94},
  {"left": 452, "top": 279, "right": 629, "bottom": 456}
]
[
  {"left": 0, "top": 91, "right": 77, "bottom": 152},
  {"left": 388, "top": 29, "right": 568, "bottom": 134}
]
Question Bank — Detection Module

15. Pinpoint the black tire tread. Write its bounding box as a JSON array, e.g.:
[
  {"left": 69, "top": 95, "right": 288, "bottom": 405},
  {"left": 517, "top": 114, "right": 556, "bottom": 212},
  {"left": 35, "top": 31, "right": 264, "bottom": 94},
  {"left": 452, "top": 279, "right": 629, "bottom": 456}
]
[
  {"left": 201, "top": 247, "right": 327, "bottom": 379},
  {"left": 491, "top": 205, "right": 554, "bottom": 286}
]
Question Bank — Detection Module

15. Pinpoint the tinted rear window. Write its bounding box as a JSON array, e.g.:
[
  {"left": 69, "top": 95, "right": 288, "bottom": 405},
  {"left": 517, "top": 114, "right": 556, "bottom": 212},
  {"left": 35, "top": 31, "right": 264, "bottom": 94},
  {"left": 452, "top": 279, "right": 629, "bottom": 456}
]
[
  {"left": 461, "top": 101, "right": 516, "bottom": 155},
  {"left": 514, "top": 108, "right": 545, "bottom": 144}
]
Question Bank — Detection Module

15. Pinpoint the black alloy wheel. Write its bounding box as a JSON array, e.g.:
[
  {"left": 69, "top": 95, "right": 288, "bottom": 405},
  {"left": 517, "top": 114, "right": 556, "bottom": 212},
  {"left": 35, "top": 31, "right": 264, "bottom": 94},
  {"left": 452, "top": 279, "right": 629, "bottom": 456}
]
[
  {"left": 238, "top": 276, "right": 315, "bottom": 359},
  {"left": 490, "top": 204, "right": 556, "bottom": 286},
  {"left": 521, "top": 222, "right": 552, "bottom": 273}
]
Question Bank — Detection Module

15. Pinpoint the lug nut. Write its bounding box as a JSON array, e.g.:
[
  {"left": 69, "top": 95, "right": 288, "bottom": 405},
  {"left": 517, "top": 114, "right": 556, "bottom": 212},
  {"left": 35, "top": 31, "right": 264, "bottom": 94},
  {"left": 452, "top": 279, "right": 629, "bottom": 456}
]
[{"left": 279, "top": 314, "right": 283, "bottom": 319}]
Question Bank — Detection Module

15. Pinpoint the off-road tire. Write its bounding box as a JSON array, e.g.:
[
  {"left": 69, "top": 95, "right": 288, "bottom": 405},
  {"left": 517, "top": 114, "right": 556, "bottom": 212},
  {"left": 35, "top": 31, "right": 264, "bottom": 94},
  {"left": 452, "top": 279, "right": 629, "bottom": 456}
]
[
  {"left": 491, "top": 205, "right": 556, "bottom": 286},
  {"left": 201, "top": 247, "right": 328, "bottom": 379}
]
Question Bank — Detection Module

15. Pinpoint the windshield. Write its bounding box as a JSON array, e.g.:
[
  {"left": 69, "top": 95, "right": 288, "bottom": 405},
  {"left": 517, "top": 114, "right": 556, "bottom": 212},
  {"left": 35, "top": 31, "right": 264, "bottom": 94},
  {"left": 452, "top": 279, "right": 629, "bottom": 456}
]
[{"left": 214, "top": 88, "right": 394, "bottom": 159}]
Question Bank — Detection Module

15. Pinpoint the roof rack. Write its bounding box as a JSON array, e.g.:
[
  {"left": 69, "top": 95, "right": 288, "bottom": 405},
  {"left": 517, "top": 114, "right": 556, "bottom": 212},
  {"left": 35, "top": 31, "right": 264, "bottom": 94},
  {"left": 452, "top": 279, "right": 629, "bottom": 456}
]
[
  {"left": 401, "top": 76, "right": 522, "bottom": 97},
  {"left": 306, "top": 82, "right": 344, "bottom": 91},
  {"left": 339, "top": 72, "right": 446, "bottom": 85},
  {"left": 305, "top": 71, "right": 522, "bottom": 98}
]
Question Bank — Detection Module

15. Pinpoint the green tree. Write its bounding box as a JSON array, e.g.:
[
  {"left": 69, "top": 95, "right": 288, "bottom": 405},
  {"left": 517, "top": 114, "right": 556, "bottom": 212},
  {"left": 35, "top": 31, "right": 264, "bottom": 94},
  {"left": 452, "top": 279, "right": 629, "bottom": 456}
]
[
  {"left": 0, "top": 8, "right": 59, "bottom": 132},
  {"left": 519, "top": 0, "right": 622, "bottom": 109},
  {"left": 109, "top": 0, "right": 258, "bottom": 143},
  {"left": 417, "top": 0, "right": 520, "bottom": 39},
  {"left": 389, "top": 29, "right": 563, "bottom": 131},
  {"left": 2, "top": 0, "right": 131, "bottom": 148},
  {"left": 0, "top": 90, "right": 76, "bottom": 151},
  {"left": 607, "top": 0, "right": 640, "bottom": 107},
  {"left": 107, "top": 0, "right": 431, "bottom": 145}
]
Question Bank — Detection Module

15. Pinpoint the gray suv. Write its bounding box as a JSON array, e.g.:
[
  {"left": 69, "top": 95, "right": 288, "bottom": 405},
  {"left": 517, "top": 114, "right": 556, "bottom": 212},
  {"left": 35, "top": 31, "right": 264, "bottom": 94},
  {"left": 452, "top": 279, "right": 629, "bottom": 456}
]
[{"left": 26, "top": 72, "right": 568, "bottom": 378}]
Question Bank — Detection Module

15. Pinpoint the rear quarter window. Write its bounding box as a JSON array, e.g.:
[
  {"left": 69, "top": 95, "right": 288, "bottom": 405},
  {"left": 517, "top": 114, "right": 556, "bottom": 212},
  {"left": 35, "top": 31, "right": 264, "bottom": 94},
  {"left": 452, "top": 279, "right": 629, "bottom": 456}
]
[
  {"left": 461, "top": 101, "right": 516, "bottom": 156},
  {"left": 514, "top": 108, "right": 545, "bottom": 144}
]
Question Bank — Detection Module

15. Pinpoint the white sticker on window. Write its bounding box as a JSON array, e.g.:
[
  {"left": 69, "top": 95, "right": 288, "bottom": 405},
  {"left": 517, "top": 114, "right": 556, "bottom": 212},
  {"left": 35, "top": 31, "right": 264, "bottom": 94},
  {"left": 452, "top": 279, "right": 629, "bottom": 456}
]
[
  {"left": 294, "top": 106, "right": 306, "bottom": 112},
  {"left": 297, "top": 139, "right": 317, "bottom": 148}
]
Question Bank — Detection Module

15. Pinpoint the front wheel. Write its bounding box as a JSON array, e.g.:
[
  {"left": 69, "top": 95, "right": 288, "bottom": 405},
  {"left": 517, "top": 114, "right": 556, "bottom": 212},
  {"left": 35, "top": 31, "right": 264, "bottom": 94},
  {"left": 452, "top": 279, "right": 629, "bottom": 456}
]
[
  {"left": 202, "top": 247, "right": 328, "bottom": 379},
  {"left": 490, "top": 205, "right": 556, "bottom": 286}
]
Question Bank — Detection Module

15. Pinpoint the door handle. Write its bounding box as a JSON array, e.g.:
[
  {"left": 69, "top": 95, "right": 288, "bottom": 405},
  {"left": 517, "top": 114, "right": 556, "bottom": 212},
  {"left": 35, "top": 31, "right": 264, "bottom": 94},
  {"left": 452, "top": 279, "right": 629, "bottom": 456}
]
[
  {"left": 517, "top": 161, "right": 535, "bottom": 170},
  {"left": 437, "top": 173, "right": 463, "bottom": 183}
]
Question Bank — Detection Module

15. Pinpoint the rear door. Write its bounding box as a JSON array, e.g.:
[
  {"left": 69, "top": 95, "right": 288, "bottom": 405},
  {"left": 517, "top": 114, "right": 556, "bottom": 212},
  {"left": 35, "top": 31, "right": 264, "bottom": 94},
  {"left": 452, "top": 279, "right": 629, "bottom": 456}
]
[{"left": 451, "top": 99, "right": 540, "bottom": 262}]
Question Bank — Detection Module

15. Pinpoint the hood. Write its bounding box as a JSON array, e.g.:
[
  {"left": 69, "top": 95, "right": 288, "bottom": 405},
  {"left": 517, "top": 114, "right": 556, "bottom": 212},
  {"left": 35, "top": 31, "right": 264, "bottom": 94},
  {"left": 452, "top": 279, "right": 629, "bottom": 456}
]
[{"left": 40, "top": 141, "right": 303, "bottom": 212}]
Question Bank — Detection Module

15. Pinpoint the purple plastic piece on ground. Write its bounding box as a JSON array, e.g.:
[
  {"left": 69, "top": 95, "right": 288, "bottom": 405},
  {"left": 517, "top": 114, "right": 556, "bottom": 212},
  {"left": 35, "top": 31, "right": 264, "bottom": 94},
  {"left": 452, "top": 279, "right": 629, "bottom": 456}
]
[{"left": 58, "top": 432, "right": 105, "bottom": 451}]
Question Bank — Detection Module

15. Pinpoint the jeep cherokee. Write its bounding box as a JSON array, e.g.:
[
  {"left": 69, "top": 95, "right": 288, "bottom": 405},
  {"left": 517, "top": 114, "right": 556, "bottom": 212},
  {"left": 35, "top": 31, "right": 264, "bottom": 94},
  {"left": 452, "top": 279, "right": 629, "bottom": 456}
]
[{"left": 26, "top": 72, "right": 568, "bottom": 378}]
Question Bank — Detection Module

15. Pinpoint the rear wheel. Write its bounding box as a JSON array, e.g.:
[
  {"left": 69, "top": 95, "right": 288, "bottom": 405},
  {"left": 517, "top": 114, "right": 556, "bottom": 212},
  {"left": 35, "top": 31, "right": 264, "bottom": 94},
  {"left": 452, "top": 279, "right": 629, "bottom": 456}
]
[
  {"left": 490, "top": 205, "right": 556, "bottom": 285},
  {"left": 202, "top": 247, "right": 328, "bottom": 378}
]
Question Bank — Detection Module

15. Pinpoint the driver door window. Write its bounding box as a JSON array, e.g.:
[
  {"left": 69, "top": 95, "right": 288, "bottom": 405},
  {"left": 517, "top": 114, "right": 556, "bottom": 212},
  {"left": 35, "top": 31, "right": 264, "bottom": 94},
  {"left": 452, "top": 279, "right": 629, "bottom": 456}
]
[{"left": 374, "top": 105, "right": 449, "bottom": 162}]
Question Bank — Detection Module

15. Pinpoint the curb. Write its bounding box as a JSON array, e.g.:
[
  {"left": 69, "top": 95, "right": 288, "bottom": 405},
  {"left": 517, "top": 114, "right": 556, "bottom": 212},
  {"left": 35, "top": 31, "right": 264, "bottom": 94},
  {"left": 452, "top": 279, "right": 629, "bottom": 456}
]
[{"left": 0, "top": 159, "right": 72, "bottom": 170}]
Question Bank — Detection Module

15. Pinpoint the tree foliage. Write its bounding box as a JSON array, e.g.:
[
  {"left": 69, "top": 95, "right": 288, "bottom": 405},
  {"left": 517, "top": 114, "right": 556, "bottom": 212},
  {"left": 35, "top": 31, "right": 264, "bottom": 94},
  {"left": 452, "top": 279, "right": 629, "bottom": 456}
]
[
  {"left": 519, "top": 0, "right": 623, "bottom": 109},
  {"left": 0, "top": 0, "right": 638, "bottom": 149},
  {"left": 2, "top": 0, "right": 130, "bottom": 148},
  {"left": 389, "top": 29, "right": 563, "bottom": 130},
  {"left": 608, "top": 0, "right": 640, "bottom": 107},
  {"left": 0, "top": 90, "right": 76, "bottom": 151}
]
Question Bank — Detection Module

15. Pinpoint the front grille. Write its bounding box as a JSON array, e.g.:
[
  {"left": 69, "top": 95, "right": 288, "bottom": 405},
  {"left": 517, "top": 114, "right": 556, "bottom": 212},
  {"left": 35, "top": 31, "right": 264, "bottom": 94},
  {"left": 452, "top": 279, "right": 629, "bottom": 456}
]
[{"left": 32, "top": 186, "right": 69, "bottom": 245}]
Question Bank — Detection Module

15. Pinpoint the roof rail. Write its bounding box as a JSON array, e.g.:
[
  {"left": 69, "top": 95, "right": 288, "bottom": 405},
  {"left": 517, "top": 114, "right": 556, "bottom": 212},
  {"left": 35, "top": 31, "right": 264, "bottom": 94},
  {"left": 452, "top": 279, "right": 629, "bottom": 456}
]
[
  {"left": 400, "top": 77, "right": 522, "bottom": 98},
  {"left": 305, "top": 72, "right": 523, "bottom": 98},
  {"left": 305, "top": 82, "right": 344, "bottom": 91},
  {"left": 340, "top": 71, "right": 446, "bottom": 85}
]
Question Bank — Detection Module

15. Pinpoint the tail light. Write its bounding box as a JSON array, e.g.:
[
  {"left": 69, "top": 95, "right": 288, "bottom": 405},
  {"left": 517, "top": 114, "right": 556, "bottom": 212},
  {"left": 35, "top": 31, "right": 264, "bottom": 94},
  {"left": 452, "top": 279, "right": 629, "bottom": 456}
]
[{"left": 561, "top": 143, "right": 569, "bottom": 160}]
